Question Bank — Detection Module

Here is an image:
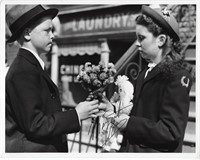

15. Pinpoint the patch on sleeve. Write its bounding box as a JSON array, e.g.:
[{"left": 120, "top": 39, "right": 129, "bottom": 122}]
[{"left": 181, "top": 76, "right": 190, "bottom": 88}]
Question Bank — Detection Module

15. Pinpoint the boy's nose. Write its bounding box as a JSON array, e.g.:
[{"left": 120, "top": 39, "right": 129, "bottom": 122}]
[{"left": 50, "top": 31, "right": 55, "bottom": 40}]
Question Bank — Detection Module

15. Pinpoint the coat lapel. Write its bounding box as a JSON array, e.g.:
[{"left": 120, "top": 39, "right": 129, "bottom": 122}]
[
  {"left": 134, "top": 66, "right": 161, "bottom": 109},
  {"left": 18, "top": 48, "right": 42, "bottom": 70},
  {"left": 18, "top": 48, "right": 58, "bottom": 93},
  {"left": 133, "top": 68, "right": 147, "bottom": 109},
  {"left": 143, "top": 67, "right": 161, "bottom": 84}
]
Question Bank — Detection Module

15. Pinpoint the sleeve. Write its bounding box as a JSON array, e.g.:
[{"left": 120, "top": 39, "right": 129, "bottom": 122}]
[
  {"left": 7, "top": 69, "right": 80, "bottom": 139},
  {"left": 125, "top": 70, "right": 192, "bottom": 151}
]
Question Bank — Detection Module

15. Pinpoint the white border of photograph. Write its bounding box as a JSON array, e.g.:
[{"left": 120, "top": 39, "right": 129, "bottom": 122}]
[{"left": 0, "top": 0, "right": 199, "bottom": 160}]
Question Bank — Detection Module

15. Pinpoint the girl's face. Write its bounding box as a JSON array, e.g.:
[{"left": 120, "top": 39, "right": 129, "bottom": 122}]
[{"left": 136, "top": 24, "right": 161, "bottom": 63}]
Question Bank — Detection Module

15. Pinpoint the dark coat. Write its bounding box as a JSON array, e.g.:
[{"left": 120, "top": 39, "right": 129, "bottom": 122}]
[
  {"left": 6, "top": 48, "right": 80, "bottom": 152},
  {"left": 119, "top": 61, "right": 192, "bottom": 152}
]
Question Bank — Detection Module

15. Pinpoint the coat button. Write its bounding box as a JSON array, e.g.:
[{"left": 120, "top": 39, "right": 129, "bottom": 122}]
[{"left": 51, "top": 94, "right": 55, "bottom": 99}]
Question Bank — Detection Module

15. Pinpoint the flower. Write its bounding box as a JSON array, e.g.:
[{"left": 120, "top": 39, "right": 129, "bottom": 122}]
[
  {"left": 108, "top": 63, "right": 114, "bottom": 69},
  {"left": 99, "top": 72, "right": 107, "bottom": 81},
  {"left": 115, "top": 75, "right": 129, "bottom": 86},
  {"left": 77, "top": 61, "right": 116, "bottom": 92},
  {"left": 113, "top": 75, "right": 134, "bottom": 115},
  {"left": 92, "top": 79, "right": 102, "bottom": 88},
  {"left": 115, "top": 75, "right": 134, "bottom": 101}
]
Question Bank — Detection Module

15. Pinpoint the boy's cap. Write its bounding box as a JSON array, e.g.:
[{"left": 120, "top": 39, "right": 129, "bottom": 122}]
[{"left": 6, "top": 5, "right": 58, "bottom": 43}]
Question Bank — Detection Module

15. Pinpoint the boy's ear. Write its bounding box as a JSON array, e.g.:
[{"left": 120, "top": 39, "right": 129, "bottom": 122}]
[
  {"left": 157, "top": 34, "right": 167, "bottom": 47},
  {"left": 23, "top": 28, "right": 31, "bottom": 41}
]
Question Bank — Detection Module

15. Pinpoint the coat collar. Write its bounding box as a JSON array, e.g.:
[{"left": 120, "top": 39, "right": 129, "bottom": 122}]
[
  {"left": 21, "top": 47, "right": 45, "bottom": 70},
  {"left": 18, "top": 48, "right": 44, "bottom": 71},
  {"left": 143, "top": 66, "right": 161, "bottom": 84}
]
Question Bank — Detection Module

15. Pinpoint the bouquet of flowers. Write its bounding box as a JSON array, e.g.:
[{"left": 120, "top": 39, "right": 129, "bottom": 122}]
[
  {"left": 77, "top": 61, "right": 116, "bottom": 138},
  {"left": 99, "top": 75, "right": 134, "bottom": 152},
  {"left": 77, "top": 61, "right": 116, "bottom": 99}
]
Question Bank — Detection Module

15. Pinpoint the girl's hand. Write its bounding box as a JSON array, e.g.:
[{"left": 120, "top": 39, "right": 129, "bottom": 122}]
[{"left": 110, "top": 92, "right": 120, "bottom": 103}]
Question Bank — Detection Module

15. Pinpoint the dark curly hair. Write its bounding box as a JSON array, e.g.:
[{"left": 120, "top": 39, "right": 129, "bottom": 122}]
[{"left": 135, "top": 14, "right": 182, "bottom": 53}]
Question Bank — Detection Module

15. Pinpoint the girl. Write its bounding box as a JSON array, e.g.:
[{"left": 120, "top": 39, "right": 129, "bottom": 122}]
[{"left": 113, "top": 5, "right": 194, "bottom": 152}]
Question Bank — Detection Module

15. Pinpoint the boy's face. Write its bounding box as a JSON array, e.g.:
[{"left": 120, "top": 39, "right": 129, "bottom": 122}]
[
  {"left": 135, "top": 24, "right": 160, "bottom": 63},
  {"left": 29, "top": 16, "right": 54, "bottom": 55}
]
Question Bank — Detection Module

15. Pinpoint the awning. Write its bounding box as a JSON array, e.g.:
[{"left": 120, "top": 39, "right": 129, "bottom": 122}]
[{"left": 59, "top": 40, "right": 109, "bottom": 56}]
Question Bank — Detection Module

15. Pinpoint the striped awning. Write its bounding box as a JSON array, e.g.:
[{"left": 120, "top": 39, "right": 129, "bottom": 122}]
[{"left": 59, "top": 42, "right": 102, "bottom": 56}]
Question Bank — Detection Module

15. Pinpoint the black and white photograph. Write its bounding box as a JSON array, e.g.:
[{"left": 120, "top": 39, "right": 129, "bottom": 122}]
[{"left": 0, "top": 0, "right": 199, "bottom": 160}]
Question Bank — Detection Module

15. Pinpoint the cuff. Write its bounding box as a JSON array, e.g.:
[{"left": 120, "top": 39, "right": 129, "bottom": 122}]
[{"left": 75, "top": 108, "right": 81, "bottom": 125}]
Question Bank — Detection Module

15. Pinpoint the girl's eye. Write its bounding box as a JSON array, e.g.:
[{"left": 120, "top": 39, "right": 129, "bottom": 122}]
[{"left": 137, "top": 35, "right": 145, "bottom": 42}]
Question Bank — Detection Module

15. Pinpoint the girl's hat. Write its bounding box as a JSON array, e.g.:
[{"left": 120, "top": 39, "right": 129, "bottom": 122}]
[
  {"left": 141, "top": 5, "right": 179, "bottom": 41},
  {"left": 6, "top": 5, "right": 58, "bottom": 43}
]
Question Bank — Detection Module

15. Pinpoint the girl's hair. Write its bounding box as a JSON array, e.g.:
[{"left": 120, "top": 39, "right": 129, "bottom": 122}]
[{"left": 135, "top": 14, "right": 182, "bottom": 60}]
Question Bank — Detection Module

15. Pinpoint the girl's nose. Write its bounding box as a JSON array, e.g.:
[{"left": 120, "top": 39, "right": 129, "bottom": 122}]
[{"left": 136, "top": 40, "right": 141, "bottom": 47}]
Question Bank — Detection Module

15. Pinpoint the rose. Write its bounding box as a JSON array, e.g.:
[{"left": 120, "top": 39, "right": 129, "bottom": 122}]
[
  {"left": 99, "top": 72, "right": 107, "bottom": 81},
  {"left": 82, "top": 74, "right": 90, "bottom": 84},
  {"left": 89, "top": 73, "right": 98, "bottom": 81},
  {"left": 92, "top": 79, "right": 102, "bottom": 88}
]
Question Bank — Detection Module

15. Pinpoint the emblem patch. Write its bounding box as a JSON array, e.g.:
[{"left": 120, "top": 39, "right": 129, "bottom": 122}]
[
  {"left": 161, "top": 8, "right": 171, "bottom": 22},
  {"left": 181, "top": 76, "right": 190, "bottom": 88}
]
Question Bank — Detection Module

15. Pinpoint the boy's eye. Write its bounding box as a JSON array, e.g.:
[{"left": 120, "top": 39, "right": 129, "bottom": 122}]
[
  {"left": 45, "top": 27, "right": 52, "bottom": 33},
  {"left": 46, "top": 29, "right": 51, "bottom": 32}
]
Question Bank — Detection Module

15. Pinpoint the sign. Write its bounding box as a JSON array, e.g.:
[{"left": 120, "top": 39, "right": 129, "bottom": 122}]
[
  {"left": 60, "top": 64, "right": 83, "bottom": 83},
  {"left": 61, "top": 13, "right": 139, "bottom": 35}
]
